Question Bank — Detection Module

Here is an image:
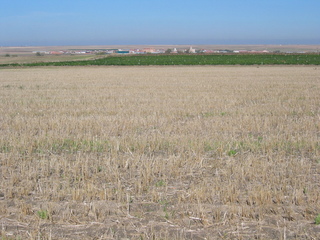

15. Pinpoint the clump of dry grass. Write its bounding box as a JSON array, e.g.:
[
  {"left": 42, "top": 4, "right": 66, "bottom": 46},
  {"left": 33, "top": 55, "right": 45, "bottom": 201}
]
[{"left": 0, "top": 66, "right": 319, "bottom": 239}]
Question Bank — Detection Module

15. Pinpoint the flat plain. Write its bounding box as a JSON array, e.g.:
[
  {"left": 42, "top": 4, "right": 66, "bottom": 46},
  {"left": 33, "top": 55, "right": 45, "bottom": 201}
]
[{"left": 0, "top": 66, "right": 319, "bottom": 239}]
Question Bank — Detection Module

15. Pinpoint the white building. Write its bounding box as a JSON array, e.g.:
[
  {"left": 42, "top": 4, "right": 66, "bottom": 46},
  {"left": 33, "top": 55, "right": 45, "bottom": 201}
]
[{"left": 189, "top": 46, "right": 196, "bottom": 53}]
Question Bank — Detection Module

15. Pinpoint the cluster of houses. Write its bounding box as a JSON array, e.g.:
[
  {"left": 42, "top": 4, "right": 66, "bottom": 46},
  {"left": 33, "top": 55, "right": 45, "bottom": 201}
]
[
  {"left": 34, "top": 46, "right": 274, "bottom": 56},
  {"left": 33, "top": 48, "right": 164, "bottom": 55}
]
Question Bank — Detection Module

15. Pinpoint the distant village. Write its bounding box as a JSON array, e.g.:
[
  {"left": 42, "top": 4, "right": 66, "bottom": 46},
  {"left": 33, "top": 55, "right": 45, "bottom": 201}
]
[
  {"left": 29, "top": 45, "right": 319, "bottom": 56},
  {"left": 33, "top": 46, "right": 296, "bottom": 56}
]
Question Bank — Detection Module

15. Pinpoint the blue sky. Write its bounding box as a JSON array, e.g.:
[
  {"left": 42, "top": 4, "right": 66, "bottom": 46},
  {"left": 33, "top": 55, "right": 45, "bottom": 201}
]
[{"left": 1, "top": 0, "right": 319, "bottom": 46}]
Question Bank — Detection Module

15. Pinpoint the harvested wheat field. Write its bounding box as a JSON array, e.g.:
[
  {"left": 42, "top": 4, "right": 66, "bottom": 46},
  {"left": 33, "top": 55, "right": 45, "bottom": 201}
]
[{"left": 0, "top": 66, "right": 320, "bottom": 239}]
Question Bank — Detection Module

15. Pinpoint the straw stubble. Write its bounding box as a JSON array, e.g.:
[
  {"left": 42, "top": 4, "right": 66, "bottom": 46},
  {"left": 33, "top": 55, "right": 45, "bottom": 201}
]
[{"left": 0, "top": 66, "right": 319, "bottom": 239}]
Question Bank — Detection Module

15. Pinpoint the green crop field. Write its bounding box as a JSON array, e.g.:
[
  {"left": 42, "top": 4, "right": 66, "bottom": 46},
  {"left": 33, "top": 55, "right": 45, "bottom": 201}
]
[{"left": 1, "top": 54, "right": 320, "bottom": 67}]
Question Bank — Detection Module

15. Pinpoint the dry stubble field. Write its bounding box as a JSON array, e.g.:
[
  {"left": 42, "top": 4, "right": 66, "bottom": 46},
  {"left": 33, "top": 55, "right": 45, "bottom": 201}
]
[{"left": 0, "top": 66, "right": 320, "bottom": 239}]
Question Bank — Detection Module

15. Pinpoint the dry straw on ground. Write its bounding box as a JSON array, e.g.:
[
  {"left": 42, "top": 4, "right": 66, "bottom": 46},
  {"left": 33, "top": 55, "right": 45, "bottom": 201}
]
[{"left": 0, "top": 66, "right": 319, "bottom": 239}]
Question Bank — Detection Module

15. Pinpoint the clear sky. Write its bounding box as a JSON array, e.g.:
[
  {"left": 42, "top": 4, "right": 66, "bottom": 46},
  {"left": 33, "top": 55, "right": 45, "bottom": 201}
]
[{"left": 1, "top": 0, "right": 319, "bottom": 46}]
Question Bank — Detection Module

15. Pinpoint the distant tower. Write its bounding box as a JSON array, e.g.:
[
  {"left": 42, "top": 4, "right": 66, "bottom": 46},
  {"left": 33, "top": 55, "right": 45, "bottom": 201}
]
[
  {"left": 189, "top": 46, "right": 196, "bottom": 53},
  {"left": 172, "top": 48, "right": 178, "bottom": 53}
]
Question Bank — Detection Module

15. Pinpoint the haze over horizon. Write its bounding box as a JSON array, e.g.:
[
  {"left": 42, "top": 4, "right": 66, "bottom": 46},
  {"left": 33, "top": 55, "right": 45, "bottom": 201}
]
[{"left": 1, "top": 0, "right": 319, "bottom": 47}]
